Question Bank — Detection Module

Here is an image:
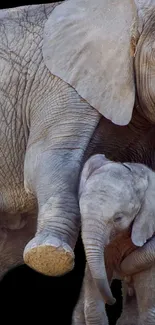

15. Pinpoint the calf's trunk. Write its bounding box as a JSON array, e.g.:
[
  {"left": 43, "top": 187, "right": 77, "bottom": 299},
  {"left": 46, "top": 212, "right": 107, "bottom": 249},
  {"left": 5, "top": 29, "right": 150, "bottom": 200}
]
[{"left": 82, "top": 217, "right": 116, "bottom": 305}]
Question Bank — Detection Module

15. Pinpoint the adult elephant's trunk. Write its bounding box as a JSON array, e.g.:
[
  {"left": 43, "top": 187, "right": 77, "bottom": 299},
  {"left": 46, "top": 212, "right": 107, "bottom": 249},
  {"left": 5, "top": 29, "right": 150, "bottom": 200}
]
[
  {"left": 82, "top": 217, "right": 116, "bottom": 306},
  {"left": 121, "top": 236, "right": 155, "bottom": 275}
]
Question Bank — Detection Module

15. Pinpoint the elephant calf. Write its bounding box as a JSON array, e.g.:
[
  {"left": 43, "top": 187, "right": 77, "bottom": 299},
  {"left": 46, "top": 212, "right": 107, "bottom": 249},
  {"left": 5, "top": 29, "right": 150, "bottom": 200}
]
[
  {"left": 72, "top": 154, "right": 155, "bottom": 324},
  {"left": 72, "top": 261, "right": 155, "bottom": 325}
]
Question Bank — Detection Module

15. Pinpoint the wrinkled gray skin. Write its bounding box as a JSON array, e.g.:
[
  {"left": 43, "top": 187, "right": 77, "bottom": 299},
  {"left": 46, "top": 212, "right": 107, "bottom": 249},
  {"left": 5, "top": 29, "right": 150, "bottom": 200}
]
[
  {"left": 1, "top": 2, "right": 155, "bottom": 285},
  {"left": 72, "top": 155, "right": 155, "bottom": 323},
  {"left": 72, "top": 262, "right": 155, "bottom": 325},
  {"left": 0, "top": 2, "right": 101, "bottom": 278},
  {"left": 77, "top": 154, "right": 155, "bottom": 307}
]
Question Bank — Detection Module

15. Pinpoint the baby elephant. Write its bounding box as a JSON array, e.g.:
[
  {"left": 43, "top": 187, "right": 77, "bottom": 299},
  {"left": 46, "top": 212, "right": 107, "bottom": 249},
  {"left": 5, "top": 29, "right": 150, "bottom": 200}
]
[
  {"left": 72, "top": 235, "right": 155, "bottom": 324},
  {"left": 72, "top": 154, "right": 155, "bottom": 324}
]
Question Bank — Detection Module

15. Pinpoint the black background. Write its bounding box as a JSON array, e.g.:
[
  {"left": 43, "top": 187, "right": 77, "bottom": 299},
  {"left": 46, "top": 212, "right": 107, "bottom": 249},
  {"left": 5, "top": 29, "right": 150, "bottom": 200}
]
[
  {"left": 0, "top": 237, "right": 122, "bottom": 324},
  {"left": 0, "top": 1, "right": 122, "bottom": 323}
]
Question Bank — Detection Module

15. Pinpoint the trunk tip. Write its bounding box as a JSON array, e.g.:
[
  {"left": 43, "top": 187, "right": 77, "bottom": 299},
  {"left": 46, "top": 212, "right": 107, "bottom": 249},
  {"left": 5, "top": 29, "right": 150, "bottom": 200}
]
[
  {"left": 106, "top": 297, "right": 116, "bottom": 306},
  {"left": 94, "top": 278, "right": 116, "bottom": 306}
]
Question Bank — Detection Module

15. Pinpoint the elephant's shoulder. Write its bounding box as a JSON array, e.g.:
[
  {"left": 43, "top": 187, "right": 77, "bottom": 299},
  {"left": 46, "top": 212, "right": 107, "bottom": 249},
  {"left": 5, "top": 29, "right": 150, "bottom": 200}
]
[
  {"left": 0, "top": 4, "right": 56, "bottom": 27},
  {"left": 0, "top": 4, "right": 61, "bottom": 76},
  {"left": 0, "top": 5, "right": 48, "bottom": 92}
]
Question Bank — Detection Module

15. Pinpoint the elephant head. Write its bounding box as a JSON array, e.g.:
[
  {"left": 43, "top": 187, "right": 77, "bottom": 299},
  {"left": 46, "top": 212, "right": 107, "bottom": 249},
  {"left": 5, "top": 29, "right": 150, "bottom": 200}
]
[
  {"left": 43, "top": 0, "right": 155, "bottom": 126},
  {"left": 79, "top": 154, "right": 155, "bottom": 305}
]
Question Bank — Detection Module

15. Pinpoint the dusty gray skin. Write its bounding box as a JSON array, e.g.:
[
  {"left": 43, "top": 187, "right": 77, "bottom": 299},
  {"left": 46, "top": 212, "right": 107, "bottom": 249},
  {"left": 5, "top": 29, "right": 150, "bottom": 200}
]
[
  {"left": 72, "top": 261, "right": 155, "bottom": 325},
  {"left": 1, "top": 1, "right": 155, "bottom": 288},
  {"left": 78, "top": 154, "right": 155, "bottom": 305},
  {"left": 71, "top": 155, "right": 155, "bottom": 324},
  {"left": 0, "top": 3, "right": 100, "bottom": 279}
]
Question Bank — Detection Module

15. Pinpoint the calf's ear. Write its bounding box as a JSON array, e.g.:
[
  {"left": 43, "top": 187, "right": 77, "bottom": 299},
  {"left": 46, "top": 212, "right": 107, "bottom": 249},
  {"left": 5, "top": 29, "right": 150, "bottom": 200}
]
[{"left": 132, "top": 172, "right": 155, "bottom": 247}]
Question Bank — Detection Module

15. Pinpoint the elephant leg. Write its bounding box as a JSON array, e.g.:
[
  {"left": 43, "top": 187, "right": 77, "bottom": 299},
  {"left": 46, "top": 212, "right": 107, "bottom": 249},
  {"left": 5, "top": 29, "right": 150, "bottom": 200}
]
[
  {"left": 72, "top": 282, "right": 86, "bottom": 325},
  {"left": 84, "top": 264, "right": 108, "bottom": 325},
  {"left": 133, "top": 264, "right": 155, "bottom": 324},
  {"left": 116, "top": 281, "right": 138, "bottom": 325},
  {"left": 23, "top": 77, "right": 100, "bottom": 276},
  {"left": 0, "top": 213, "right": 37, "bottom": 279}
]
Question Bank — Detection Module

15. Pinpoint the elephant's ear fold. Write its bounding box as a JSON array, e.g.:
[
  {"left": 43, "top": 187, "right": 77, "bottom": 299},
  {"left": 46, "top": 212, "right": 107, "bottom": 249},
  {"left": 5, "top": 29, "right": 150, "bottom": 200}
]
[
  {"left": 43, "top": 0, "right": 138, "bottom": 126},
  {"left": 132, "top": 175, "right": 155, "bottom": 247}
]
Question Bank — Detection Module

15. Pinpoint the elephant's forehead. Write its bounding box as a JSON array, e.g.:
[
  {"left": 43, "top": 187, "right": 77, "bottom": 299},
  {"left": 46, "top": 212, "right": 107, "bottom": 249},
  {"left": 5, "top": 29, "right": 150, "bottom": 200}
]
[
  {"left": 85, "top": 177, "right": 137, "bottom": 210},
  {"left": 89, "top": 166, "right": 133, "bottom": 193},
  {"left": 99, "top": 195, "right": 137, "bottom": 220},
  {"left": 101, "top": 200, "right": 120, "bottom": 214}
]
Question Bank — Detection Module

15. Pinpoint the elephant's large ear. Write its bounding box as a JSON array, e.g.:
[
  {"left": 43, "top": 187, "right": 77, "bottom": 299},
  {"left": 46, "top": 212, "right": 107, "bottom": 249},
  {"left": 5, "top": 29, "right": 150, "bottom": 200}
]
[
  {"left": 43, "top": 0, "right": 138, "bottom": 126},
  {"left": 134, "top": 0, "right": 155, "bottom": 15},
  {"left": 79, "top": 154, "right": 109, "bottom": 198},
  {"left": 134, "top": 0, "right": 155, "bottom": 33},
  {"left": 132, "top": 171, "right": 155, "bottom": 247}
]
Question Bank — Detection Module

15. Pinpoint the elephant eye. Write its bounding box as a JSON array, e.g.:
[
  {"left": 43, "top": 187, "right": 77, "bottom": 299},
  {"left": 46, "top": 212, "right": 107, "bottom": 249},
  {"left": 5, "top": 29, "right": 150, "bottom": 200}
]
[{"left": 114, "top": 213, "right": 124, "bottom": 222}]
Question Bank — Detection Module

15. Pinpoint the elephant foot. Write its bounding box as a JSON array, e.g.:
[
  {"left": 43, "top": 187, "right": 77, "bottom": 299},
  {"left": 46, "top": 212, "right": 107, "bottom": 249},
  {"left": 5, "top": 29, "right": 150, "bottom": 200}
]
[{"left": 23, "top": 233, "right": 74, "bottom": 276}]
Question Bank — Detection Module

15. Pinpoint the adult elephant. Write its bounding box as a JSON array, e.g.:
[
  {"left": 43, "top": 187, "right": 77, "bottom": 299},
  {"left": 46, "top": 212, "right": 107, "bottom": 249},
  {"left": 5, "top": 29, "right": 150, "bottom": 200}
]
[{"left": 0, "top": 0, "right": 155, "bottom": 284}]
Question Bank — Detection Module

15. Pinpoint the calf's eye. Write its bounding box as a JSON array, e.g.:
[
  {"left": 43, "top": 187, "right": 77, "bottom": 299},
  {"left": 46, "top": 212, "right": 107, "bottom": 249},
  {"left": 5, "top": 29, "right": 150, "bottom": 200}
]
[{"left": 114, "top": 214, "right": 124, "bottom": 222}]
